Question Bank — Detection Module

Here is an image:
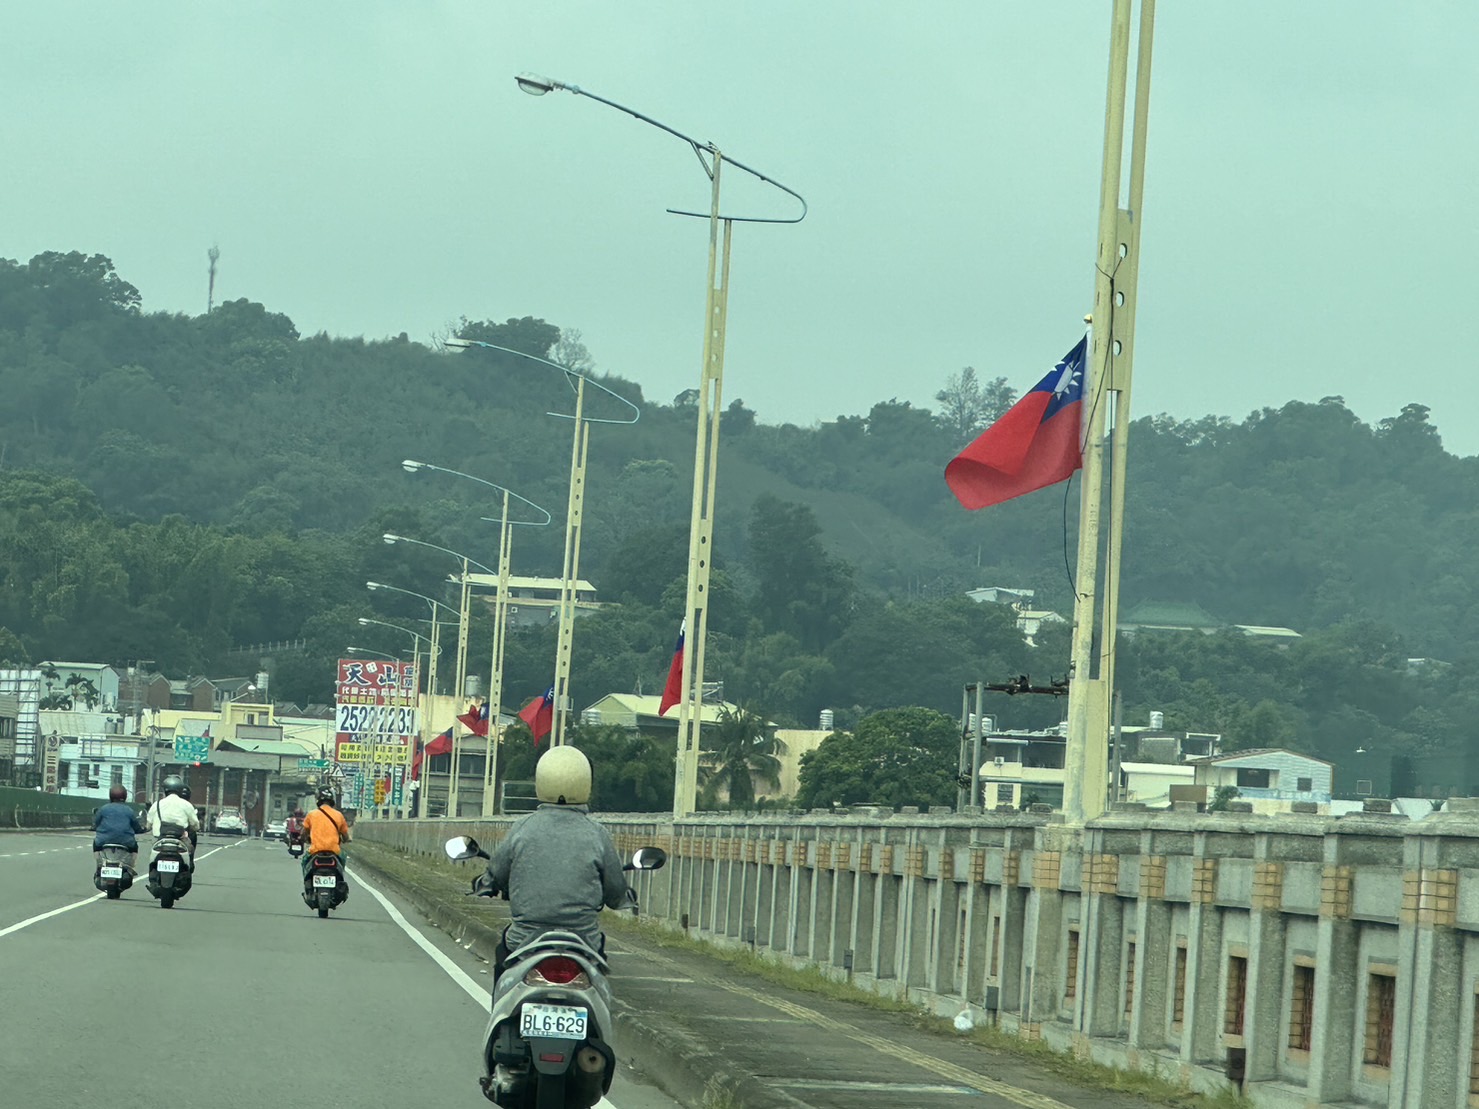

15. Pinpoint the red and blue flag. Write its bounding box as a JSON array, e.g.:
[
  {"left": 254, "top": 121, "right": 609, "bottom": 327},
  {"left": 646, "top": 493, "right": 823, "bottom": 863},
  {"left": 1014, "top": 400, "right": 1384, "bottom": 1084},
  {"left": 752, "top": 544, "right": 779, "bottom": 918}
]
[
  {"left": 519, "top": 685, "right": 555, "bottom": 743},
  {"left": 945, "top": 336, "right": 1087, "bottom": 510},
  {"left": 658, "top": 621, "right": 685, "bottom": 716}
]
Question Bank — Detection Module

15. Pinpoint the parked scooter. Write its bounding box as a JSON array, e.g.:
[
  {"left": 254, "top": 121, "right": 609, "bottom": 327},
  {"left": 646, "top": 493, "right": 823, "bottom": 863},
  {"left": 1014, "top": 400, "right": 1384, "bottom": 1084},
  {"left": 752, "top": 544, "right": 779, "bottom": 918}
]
[
  {"left": 445, "top": 834, "right": 667, "bottom": 1109},
  {"left": 93, "top": 844, "right": 136, "bottom": 899},
  {"left": 146, "top": 825, "right": 194, "bottom": 909},
  {"left": 302, "top": 851, "right": 347, "bottom": 918}
]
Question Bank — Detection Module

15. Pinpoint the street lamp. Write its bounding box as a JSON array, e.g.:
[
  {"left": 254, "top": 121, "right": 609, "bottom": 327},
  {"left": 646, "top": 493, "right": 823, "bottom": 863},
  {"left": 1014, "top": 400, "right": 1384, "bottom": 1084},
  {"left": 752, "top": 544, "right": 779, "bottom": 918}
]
[
  {"left": 400, "top": 460, "right": 552, "bottom": 816},
  {"left": 365, "top": 581, "right": 457, "bottom": 695},
  {"left": 345, "top": 646, "right": 403, "bottom": 662},
  {"left": 514, "top": 72, "right": 806, "bottom": 816},
  {"left": 436, "top": 347, "right": 636, "bottom": 750},
  {"left": 382, "top": 531, "right": 494, "bottom": 709}
]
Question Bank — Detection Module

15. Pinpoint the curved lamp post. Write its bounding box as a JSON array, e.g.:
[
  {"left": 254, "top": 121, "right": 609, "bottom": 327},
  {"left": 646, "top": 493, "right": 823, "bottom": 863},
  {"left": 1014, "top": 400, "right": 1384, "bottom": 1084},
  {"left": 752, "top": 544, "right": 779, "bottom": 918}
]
[
  {"left": 366, "top": 581, "right": 457, "bottom": 695},
  {"left": 436, "top": 347, "right": 636, "bottom": 752},
  {"left": 344, "top": 646, "right": 404, "bottom": 662},
  {"left": 401, "top": 460, "right": 553, "bottom": 815},
  {"left": 514, "top": 73, "right": 805, "bottom": 816}
]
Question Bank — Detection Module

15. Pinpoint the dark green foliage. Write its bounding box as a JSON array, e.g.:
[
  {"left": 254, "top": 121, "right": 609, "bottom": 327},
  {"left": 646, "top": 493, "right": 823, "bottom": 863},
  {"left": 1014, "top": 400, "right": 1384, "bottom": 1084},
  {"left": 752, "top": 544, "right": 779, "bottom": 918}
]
[
  {"left": 796, "top": 707, "right": 960, "bottom": 810},
  {"left": 1, "top": 250, "right": 1478, "bottom": 802}
]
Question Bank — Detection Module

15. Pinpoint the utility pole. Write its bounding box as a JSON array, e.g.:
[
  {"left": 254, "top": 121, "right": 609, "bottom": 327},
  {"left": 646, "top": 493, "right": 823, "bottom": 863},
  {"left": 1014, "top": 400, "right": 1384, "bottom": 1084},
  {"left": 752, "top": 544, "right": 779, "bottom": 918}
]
[
  {"left": 206, "top": 245, "right": 220, "bottom": 314},
  {"left": 1062, "top": 0, "right": 1156, "bottom": 827}
]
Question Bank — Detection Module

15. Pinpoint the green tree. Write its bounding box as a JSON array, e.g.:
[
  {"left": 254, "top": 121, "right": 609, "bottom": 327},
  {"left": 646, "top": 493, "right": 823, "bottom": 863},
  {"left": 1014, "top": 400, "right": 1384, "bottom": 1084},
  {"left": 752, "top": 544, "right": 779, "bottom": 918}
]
[
  {"left": 698, "top": 706, "right": 786, "bottom": 811},
  {"left": 747, "top": 494, "right": 855, "bottom": 651},
  {"left": 796, "top": 706, "right": 959, "bottom": 810}
]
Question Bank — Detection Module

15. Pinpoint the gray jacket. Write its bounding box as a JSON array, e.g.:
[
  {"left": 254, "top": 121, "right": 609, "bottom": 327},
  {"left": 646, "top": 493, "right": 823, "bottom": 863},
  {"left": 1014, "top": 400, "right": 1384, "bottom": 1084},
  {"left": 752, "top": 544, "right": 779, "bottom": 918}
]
[{"left": 485, "top": 804, "right": 628, "bottom": 951}]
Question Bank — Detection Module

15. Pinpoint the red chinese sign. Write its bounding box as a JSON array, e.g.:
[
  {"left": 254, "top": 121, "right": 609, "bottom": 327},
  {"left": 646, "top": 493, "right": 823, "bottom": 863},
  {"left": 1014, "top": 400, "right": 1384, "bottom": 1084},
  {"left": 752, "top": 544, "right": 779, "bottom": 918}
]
[{"left": 335, "top": 659, "right": 418, "bottom": 707}]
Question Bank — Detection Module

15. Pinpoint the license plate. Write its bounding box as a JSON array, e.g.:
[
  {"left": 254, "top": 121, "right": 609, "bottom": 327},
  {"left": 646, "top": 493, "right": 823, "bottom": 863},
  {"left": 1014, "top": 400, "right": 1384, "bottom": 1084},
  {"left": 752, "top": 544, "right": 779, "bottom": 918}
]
[
  {"left": 101, "top": 866, "right": 124, "bottom": 879},
  {"left": 157, "top": 860, "right": 180, "bottom": 873},
  {"left": 519, "top": 1003, "right": 587, "bottom": 1040},
  {"left": 313, "top": 875, "right": 338, "bottom": 888}
]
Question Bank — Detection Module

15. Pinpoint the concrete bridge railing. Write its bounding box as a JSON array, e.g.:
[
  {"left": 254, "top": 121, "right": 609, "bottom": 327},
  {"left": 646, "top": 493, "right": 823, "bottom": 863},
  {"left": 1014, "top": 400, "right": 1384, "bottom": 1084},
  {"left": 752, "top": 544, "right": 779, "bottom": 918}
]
[{"left": 356, "top": 800, "right": 1479, "bottom": 1109}]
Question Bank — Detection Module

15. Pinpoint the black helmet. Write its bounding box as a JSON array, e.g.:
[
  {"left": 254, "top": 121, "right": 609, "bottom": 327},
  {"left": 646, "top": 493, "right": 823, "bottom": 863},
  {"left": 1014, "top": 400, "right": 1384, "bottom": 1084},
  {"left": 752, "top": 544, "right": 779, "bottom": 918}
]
[
  {"left": 162, "top": 775, "right": 185, "bottom": 796},
  {"left": 108, "top": 785, "right": 128, "bottom": 802},
  {"left": 179, "top": 785, "right": 191, "bottom": 801},
  {"left": 316, "top": 787, "right": 336, "bottom": 806}
]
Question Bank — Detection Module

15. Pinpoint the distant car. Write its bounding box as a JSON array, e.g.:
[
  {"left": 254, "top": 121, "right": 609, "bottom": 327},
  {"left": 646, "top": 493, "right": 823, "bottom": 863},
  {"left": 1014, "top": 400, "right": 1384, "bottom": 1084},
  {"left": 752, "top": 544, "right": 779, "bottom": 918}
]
[
  {"left": 263, "top": 819, "right": 288, "bottom": 841},
  {"left": 213, "top": 811, "right": 246, "bottom": 835}
]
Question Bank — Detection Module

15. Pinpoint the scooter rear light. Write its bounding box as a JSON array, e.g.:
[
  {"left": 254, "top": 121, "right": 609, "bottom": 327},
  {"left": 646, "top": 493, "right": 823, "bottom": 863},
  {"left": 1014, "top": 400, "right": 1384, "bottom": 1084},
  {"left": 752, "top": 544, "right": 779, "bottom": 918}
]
[
  {"left": 525, "top": 956, "right": 590, "bottom": 989},
  {"left": 312, "top": 857, "right": 338, "bottom": 868}
]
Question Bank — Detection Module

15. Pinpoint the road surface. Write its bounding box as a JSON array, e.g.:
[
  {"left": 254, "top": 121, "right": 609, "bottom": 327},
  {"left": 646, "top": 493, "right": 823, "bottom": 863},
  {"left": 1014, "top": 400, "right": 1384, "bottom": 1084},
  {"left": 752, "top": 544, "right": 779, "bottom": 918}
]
[{"left": 0, "top": 830, "right": 682, "bottom": 1109}]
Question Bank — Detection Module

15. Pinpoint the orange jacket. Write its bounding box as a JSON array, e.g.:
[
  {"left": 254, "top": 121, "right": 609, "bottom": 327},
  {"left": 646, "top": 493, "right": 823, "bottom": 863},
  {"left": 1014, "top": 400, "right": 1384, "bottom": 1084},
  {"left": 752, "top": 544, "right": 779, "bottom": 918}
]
[{"left": 302, "top": 805, "right": 350, "bottom": 854}]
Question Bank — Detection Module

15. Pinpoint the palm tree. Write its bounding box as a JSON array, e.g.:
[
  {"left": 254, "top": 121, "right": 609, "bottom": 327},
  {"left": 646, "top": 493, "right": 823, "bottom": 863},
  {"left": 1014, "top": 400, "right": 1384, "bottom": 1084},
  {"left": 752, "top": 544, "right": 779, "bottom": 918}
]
[
  {"left": 698, "top": 707, "right": 787, "bottom": 811},
  {"left": 65, "top": 674, "right": 100, "bottom": 710}
]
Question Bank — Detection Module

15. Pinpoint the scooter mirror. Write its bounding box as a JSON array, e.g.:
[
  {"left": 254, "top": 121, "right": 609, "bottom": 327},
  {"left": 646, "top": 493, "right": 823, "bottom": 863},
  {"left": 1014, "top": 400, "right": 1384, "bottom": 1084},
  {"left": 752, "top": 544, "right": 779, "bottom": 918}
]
[
  {"left": 630, "top": 846, "right": 667, "bottom": 871},
  {"left": 444, "top": 835, "right": 481, "bottom": 861}
]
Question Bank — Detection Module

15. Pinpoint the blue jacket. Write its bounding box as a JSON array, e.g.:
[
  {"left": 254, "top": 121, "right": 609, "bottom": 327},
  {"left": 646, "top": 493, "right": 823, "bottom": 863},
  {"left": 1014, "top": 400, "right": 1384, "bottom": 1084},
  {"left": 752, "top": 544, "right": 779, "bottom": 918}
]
[{"left": 92, "top": 802, "right": 146, "bottom": 850}]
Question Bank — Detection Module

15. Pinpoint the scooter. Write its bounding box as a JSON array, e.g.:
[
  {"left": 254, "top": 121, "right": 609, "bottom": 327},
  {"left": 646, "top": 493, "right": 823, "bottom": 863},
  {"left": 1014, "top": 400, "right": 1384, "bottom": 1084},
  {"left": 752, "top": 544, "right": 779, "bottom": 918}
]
[
  {"left": 302, "top": 851, "right": 348, "bottom": 918},
  {"left": 146, "top": 827, "right": 194, "bottom": 909},
  {"left": 93, "top": 844, "right": 136, "bottom": 899},
  {"left": 445, "top": 834, "right": 667, "bottom": 1109}
]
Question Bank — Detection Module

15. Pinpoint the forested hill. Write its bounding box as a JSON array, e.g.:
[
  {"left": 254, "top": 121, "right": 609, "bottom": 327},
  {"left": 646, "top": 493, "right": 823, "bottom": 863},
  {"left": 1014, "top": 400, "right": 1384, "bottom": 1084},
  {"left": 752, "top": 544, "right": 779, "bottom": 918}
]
[{"left": 2, "top": 251, "right": 1478, "bottom": 766}]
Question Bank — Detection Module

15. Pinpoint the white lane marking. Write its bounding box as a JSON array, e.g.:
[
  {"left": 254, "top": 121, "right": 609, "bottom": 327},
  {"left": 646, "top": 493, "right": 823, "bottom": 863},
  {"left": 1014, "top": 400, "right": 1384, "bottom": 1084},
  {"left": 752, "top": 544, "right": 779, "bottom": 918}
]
[
  {"left": 0, "top": 893, "right": 104, "bottom": 937},
  {"left": 0, "top": 838, "right": 243, "bottom": 940},
  {"left": 346, "top": 874, "right": 624, "bottom": 1109},
  {"left": 354, "top": 873, "right": 491, "bottom": 1013}
]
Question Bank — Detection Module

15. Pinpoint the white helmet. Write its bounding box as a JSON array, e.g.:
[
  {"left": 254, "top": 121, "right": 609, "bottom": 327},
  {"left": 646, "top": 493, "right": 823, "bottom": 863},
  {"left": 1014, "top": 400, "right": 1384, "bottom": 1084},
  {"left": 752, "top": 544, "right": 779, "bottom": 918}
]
[{"left": 535, "top": 746, "right": 592, "bottom": 805}]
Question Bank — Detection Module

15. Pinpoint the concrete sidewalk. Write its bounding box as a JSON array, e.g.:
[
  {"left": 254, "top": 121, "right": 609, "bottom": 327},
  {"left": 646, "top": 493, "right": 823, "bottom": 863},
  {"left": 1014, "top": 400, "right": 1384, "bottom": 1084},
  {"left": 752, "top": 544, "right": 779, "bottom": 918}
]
[{"left": 354, "top": 842, "right": 1166, "bottom": 1109}]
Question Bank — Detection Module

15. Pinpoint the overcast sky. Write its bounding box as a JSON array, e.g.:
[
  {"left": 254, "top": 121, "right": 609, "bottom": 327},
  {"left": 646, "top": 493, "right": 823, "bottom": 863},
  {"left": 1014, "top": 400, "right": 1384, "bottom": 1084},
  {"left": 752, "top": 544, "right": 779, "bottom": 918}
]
[{"left": 5, "top": 3, "right": 1476, "bottom": 454}]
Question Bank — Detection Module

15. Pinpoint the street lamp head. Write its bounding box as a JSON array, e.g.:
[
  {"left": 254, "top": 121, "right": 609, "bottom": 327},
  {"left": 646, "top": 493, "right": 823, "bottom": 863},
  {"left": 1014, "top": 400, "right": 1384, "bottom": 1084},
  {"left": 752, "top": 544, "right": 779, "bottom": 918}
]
[
  {"left": 516, "top": 73, "right": 558, "bottom": 96},
  {"left": 366, "top": 581, "right": 384, "bottom": 591},
  {"left": 357, "top": 618, "right": 371, "bottom": 627},
  {"left": 402, "top": 459, "right": 426, "bottom": 473},
  {"left": 382, "top": 533, "right": 402, "bottom": 545}
]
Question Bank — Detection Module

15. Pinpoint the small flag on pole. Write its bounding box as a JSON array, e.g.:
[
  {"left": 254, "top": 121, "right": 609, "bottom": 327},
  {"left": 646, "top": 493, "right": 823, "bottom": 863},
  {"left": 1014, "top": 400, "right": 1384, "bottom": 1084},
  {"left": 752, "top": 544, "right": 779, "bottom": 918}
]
[
  {"left": 658, "top": 621, "right": 685, "bottom": 716},
  {"left": 519, "top": 685, "right": 555, "bottom": 743}
]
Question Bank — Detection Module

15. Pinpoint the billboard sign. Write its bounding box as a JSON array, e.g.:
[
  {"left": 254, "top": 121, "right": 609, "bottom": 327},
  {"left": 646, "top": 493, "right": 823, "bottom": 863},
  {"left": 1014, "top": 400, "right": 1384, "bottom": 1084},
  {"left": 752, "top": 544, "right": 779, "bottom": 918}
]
[
  {"left": 335, "top": 660, "right": 417, "bottom": 707},
  {"left": 334, "top": 736, "right": 411, "bottom": 766},
  {"left": 333, "top": 703, "right": 419, "bottom": 736}
]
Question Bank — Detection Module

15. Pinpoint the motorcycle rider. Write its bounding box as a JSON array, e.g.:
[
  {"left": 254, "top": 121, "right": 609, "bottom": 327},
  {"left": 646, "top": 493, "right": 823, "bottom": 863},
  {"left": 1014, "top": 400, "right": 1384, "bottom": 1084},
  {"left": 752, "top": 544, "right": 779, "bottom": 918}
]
[
  {"left": 91, "top": 785, "right": 146, "bottom": 872},
  {"left": 285, "top": 807, "right": 306, "bottom": 846},
  {"left": 299, "top": 786, "right": 351, "bottom": 882},
  {"left": 479, "top": 746, "right": 629, "bottom": 981},
  {"left": 147, "top": 775, "right": 201, "bottom": 869}
]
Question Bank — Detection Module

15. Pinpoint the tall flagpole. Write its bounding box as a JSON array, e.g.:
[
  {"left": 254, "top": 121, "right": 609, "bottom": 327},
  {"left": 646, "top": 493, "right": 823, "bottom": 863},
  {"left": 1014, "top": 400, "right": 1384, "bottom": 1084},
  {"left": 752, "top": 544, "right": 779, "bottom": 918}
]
[{"left": 1062, "top": 0, "right": 1155, "bottom": 826}]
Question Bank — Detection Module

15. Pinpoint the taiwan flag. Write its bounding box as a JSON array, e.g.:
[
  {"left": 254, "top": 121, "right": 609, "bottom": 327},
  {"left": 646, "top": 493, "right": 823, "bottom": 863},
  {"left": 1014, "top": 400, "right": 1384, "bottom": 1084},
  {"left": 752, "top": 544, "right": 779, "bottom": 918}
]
[
  {"left": 944, "top": 336, "right": 1087, "bottom": 510},
  {"left": 413, "top": 728, "right": 453, "bottom": 779},
  {"left": 456, "top": 700, "right": 490, "bottom": 737},
  {"left": 519, "top": 685, "right": 555, "bottom": 743},
  {"left": 658, "top": 621, "right": 685, "bottom": 716}
]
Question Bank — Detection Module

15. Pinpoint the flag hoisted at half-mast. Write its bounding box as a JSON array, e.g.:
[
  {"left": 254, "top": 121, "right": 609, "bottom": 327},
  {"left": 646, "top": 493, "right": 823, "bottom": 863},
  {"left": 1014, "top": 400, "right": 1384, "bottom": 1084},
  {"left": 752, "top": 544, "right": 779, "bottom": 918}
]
[
  {"left": 944, "top": 335, "right": 1087, "bottom": 510},
  {"left": 658, "top": 620, "right": 685, "bottom": 716},
  {"left": 456, "top": 700, "right": 489, "bottom": 737},
  {"left": 519, "top": 685, "right": 555, "bottom": 743}
]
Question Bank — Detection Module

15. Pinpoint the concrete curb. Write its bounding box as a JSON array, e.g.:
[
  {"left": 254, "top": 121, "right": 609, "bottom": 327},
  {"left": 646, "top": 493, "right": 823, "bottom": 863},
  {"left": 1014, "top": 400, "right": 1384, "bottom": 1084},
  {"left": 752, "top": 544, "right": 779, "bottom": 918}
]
[{"left": 351, "top": 846, "right": 752, "bottom": 1109}]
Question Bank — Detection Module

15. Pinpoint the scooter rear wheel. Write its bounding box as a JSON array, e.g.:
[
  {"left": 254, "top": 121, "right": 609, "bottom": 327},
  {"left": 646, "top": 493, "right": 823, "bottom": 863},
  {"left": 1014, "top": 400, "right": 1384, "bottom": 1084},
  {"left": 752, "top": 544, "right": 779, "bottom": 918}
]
[
  {"left": 535, "top": 1072, "right": 566, "bottom": 1109},
  {"left": 317, "top": 891, "right": 331, "bottom": 919},
  {"left": 105, "top": 887, "right": 121, "bottom": 900},
  {"left": 160, "top": 895, "right": 175, "bottom": 909}
]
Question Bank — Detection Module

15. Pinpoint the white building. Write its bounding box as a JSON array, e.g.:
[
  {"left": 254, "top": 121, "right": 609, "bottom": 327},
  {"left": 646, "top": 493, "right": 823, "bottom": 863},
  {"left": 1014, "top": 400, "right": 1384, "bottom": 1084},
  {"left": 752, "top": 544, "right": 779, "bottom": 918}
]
[{"left": 1190, "top": 748, "right": 1334, "bottom": 814}]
